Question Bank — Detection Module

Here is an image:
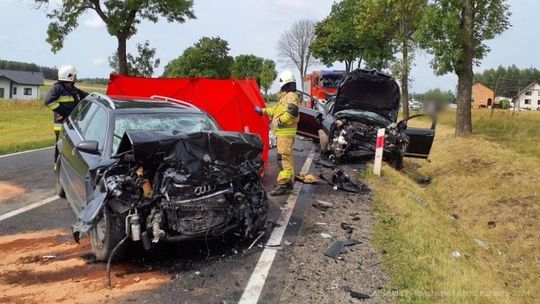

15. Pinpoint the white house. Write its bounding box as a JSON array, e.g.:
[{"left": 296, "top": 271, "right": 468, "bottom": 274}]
[
  {"left": 514, "top": 81, "right": 540, "bottom": 110},
  {"left": 0, "top": 69, "right": 44, "bottom": 100}
]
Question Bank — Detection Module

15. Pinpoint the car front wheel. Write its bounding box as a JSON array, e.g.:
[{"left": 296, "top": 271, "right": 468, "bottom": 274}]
[{"left": 90, "top": 208, "right": 127, "bottom": 262}]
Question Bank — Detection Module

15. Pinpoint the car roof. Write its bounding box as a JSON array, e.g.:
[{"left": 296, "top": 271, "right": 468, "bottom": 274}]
[{"left": 87, "top": 94, "right": 204, "bottom": 114}]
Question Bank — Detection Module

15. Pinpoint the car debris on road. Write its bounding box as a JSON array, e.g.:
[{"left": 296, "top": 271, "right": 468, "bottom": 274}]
[
  {"left": 324, "top": 239, "right": 360, "bottom": 259},
  {"left": 312, "top": 200, "right": 335, "bottom": 211}
]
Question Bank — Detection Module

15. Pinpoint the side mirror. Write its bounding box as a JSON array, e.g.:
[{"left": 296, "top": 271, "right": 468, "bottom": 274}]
[{"left": 76, "top": 140, "right": 100, "bottom": 155}]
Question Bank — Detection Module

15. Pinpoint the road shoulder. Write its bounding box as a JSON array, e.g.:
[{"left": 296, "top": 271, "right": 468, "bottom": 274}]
[{"left": 278, "top": 166, "right": 388, "bottom": 303}]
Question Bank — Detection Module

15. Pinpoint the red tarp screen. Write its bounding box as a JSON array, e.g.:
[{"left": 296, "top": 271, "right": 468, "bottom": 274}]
[{"left": 106, "top": 74, "right": 270, "bottom": 162}]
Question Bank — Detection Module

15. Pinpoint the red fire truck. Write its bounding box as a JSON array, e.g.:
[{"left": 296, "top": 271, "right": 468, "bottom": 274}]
[{"left": 302, "top": 70, "right": 346, "bottom": 108}]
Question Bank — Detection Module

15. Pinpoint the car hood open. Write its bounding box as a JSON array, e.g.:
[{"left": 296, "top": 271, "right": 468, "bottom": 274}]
[{"left": 332, "top": 69, "right": 400, "bottom": 122}]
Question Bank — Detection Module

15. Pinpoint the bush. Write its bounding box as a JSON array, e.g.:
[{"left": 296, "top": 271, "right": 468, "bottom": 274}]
[{"left": 499, "top": 99, "right": 510, "bottom": 109}]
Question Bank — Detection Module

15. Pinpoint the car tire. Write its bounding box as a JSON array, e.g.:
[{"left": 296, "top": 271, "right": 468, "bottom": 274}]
[
  {"left": 389, "top": 154, "right": 404, "bottom": 170},
  {"left": 55, "top": 157, "right": 66, "bottom": 199},
  {"left": 90, "top": 208, "right": 127, "bottom": 262}
]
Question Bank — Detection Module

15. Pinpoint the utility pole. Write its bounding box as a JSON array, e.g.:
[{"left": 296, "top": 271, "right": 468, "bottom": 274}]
[{"left": 512, "top": 79, "right": 520, "bottom": 116}]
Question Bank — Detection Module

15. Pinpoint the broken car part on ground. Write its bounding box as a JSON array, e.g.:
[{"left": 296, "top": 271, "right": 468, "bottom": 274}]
[{"left": 298, "top": 69, "right": 437, "bottom": 169}]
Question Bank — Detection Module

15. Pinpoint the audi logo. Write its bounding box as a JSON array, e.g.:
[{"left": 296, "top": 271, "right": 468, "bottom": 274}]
[{"left": 194, "top": 184, "right": 216, "bottom": 196}]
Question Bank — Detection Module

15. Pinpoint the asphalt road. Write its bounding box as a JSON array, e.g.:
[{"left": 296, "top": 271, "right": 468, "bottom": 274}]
[{"left": 0, "top": 139, "right": 320, "bottom": 303}]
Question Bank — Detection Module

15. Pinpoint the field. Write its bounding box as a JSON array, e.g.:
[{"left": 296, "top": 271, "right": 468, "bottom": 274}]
[
  {"left": 367, "top": 109, "right": 540, "bottom": 303},
  {"left": 0, "top": 100, "right": 54, "bottom": 155},
  {"left": 0, "top": 80, "right": 108, "bottom": 155}
]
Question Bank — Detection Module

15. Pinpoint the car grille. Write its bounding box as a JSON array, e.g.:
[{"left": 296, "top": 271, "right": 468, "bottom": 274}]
[{"left": 166, "top": 182, "right": 232, "bottom": 201}]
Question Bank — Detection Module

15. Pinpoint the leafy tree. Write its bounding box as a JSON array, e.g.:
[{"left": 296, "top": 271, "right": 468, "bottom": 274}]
[
  {"left": 354, "top": 0, "right": 397, "bottom": 70},
  {"left": 163, "top": 36, "right": 234, "bottom": 78},
  {"left": 259, "top": 59, "right": 277, "bottom": 101},
  {"left": 390, "top": 0, "right": 427, "bottom": 119},
  {"left": 109, "top": 41, "right": 160, "bottom": 77},
  {"left": 417, "top": 0, "right": 510, "bottom": 136},
  {"left": 276, "top": 19, "right": 318, "bottom": 90},
  {"left": 35, "top": 0, "right": 195, "bottom": 75},
  {"left": 310, "top": 0, "right": 364, "bottom": 73},
  {"left": 231, "top": 55, "right": 264, "bottom": 83}
]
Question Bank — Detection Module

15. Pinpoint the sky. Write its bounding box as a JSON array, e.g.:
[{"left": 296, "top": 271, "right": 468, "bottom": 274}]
[{"left": 0, "top": 0, "right": 538, "bottom": 94}]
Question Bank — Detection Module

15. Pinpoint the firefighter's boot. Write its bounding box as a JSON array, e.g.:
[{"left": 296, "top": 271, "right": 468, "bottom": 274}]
[
  {"left": 286, "top": 180, "right": 294, "bottom": 190},
  {"left": 270, "top": 183, "right": 290, "bottom": 196}
]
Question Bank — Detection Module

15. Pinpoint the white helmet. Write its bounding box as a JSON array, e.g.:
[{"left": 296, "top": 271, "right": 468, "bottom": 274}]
[
  {"left": 58, "top": 65, "right": 78, "bottom": 82},
  {"left": 278, "top": 70, "right": 296, "bottom": 87}
]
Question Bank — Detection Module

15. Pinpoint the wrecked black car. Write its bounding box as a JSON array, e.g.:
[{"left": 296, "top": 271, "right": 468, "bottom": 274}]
[
  {"left": 298, "top": 69, "right": 436, "bottom": 168},
  {"left": 56, "top": 93, "right": 267, "bottom": 261}
]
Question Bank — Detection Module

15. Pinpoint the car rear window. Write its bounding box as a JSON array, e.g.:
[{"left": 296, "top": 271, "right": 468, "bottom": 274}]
[{"left": 112, "top": 113, "right": 219, "bottom": 153}]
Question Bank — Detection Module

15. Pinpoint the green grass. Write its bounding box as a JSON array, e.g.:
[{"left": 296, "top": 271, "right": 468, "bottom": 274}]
[
  {"left": 0, "top": 99, "right": 54, "bottom": 155},
  {"left": 367, "top": 113, "right": 540, "bottom": 303},
  {"left": 437, "top": 109, "right": 540, "bottom": 158},
  {"left": 0, "top": 81, "right": 108, "bottom": 155}
]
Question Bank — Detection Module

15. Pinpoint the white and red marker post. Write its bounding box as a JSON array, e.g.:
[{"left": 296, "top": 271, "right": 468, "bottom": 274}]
[{"left": 373, "top": 128, "right": 386, "bottom": 176}]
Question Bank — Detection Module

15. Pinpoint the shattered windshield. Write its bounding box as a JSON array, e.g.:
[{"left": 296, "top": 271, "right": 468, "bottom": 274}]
[
  {"left": 335, "top": 109, "right": 392, "bottom": 126},
  {"left": 112, "top": 113, "right": 219, "bottom": 153},
  {"left": 321, "top": 75, "right": 345, "bottom": 88}
]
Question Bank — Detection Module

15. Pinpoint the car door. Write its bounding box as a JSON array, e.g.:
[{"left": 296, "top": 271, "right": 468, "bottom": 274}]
[
  {"left": 60, "top": 101, "right": 97, "bottom": 212},
  {"left": 403, "top": 114, "right": 437, "bottom": 159},
  {"left": 71, "top": 104, "right": 109, "bottom": 212},
  {"left": 297, "top": 106, "right": 323, "bottom": 139}
]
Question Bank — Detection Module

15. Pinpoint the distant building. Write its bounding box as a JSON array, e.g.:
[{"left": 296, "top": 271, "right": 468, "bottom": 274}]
[
  {"left": 514, "top": 81, "right": 540, "bottom": 110},
  {"left": 0, "top": 69, "right": 44, "bottom": 100},
  {"left": 472, "top": 83, "right": 495, "bottom": 108}
]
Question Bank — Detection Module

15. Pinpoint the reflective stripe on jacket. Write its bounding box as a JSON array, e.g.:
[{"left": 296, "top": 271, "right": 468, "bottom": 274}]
[
  {"left": 44, "top": 82, "right": 87, "bottom": 117},
  {"left": 262, "top": 91, "right": 300, "bottom": 137}
]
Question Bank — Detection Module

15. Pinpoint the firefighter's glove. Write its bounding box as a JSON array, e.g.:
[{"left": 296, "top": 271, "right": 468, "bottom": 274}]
[{"left": 255, "top": 106, "right": 263, "bottom": 115}]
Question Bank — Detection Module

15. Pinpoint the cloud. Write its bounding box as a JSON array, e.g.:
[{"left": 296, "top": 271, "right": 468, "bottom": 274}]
[
  {"left": 0, "top": 35, "right": 10, "bottom": 41},
  {"left": 92, "top": 57, "right": 107, "bottom": 66},
  {"left": 84, "top": 14, "right": 105, "bottom": 28}
]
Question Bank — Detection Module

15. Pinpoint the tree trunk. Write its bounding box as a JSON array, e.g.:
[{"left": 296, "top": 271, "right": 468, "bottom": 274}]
[
  {"left": 264, "top": 87, "right": 269, "bottom": 103},
  {"left": 117, "top": 35, "right": 129, "bottom": 75},
  {"left": 401, "top": 41, "right": 410, "bottom": 120},
  {"left": 345, "top": 60, "right": 352, "bottom": 73},
  {"left": 455, "top": 0, "right": 474, "bottom": 137},
  {"left": 298, "top": 67, "right": 305, "bottom": 92}
]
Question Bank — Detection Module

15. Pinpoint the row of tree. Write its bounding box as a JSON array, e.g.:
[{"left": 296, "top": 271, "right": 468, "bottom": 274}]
[
  {"left": 280, "top": 0, "right": 510, "bottom": 136},
  {"left": 162, "top": 37, "right": 277, "bottom": 99},
  {"left": 36, "top": 0, "right": 511, "bottom": 136},
  {"left": 413, "top": 89, "right": 456, "bottom": 104},
  {"left": 35, "top": 1, "right": 277, "bottom": 97},
  {"left": 0, "top": 59, "right": 58, "bottom": 79},
  {"left": 473, "top": 65, "right": 540, "bottom": 98}
]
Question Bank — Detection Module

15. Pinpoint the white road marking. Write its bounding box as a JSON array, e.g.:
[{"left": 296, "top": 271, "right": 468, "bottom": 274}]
[
  {"left": 238, "top": 148, "right": 316, "bottom": 304},
  {"left": 0, "top": 196, "right": 59, "bottom": 222},
  {"left": 0, "top": 146, "right": 54, "bottom": 159}
]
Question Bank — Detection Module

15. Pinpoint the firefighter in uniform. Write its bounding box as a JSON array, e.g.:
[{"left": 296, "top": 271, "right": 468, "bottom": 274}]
[
  {"left": 44, "top": 65, "right": 88, "bottom": 164},
  {"left": 256, "top": 70, "right": 300, "bottom": 196}
]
